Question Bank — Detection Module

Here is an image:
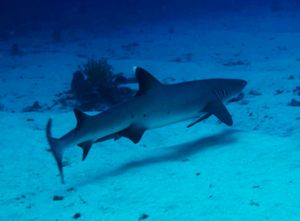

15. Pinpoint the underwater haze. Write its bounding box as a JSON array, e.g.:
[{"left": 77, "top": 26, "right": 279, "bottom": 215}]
[{"left": 0, "top": 0, "right": 300, "bottom": 220}]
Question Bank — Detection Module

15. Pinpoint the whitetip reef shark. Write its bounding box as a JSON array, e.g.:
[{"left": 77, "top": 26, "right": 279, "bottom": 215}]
[{"left": 46, "top": 67, "right": 247, "bottom": 183}]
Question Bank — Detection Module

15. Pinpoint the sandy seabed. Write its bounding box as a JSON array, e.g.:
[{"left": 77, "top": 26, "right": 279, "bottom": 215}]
[{"left": 0, "top": 13, "right": 300, "bottom": 220}]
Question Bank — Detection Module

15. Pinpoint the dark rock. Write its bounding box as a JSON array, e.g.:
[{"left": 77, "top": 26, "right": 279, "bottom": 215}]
[
  {"left": 15, "top": 194, "right": 26, "bottom": 201},
  {"left": 22, "top": 101, "right": 43, "bottom": 112},
  {"left": 171, "top": 57, "right": 183, "bottom": 63},
  {"left": 274, "top": 89, "right": 284, "bottom": 95},
  {"left": 223, "top": 60, "right": 250, "bottom": 67},
  {"left": 277, "top": 46, "right": 287, "bottom": 51},
  {"left": 248, "top": 90, "right": 262, "bottom": 96},
  {"left": 292, "top": 86, "right": 300, "bottom": 96},
  {"left": 171, "top": 53, "right": 193, "bottom": 63},
  {"left": 249, "top": 200, "right": 260, "bottom": 207},
  {"left": 138, "top": 214, "right": 149, "bottom": 220},
  {"left": 288, "top": 75, "right": 295, "bottom": 80},
  {"left": 66, "top": 187, "right": 75, "bottom": 192},
  {"left": 288, "top": 99, "right": 300, "bottom": 107},
  {"left": 53, "top": 195, "right": 64, "bottom": 201},
  {"left": 73, "top": 213, "right": 81, "bottom": 219}
]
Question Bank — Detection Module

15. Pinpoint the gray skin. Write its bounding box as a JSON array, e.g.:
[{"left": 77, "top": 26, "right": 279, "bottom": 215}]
[{"left": 47, "top": 67, "right": 247, "bottom": 183}]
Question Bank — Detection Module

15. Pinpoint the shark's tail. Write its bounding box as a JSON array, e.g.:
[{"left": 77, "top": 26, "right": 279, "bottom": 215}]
[{"left": 46, "top": 119, "right": 65, "bottom": 184}]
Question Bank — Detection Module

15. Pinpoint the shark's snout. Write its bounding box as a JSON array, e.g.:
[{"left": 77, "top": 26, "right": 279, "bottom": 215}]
[
  {"left": 232, "top": 79, "right": 247, "bottom": 92},
  {"left": 240, "top": 80, "right": 247, "bottom": 89},
  {"left": 220, "top": 79, "right": 247, "bottom": 101}
]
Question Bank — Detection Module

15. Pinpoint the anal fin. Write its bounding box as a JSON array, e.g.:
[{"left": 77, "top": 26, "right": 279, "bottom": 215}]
[
  {"left": 78, "top": 141, "right": 93, "bottom": 161},
  {"left": 119, "top": 125, "right": 146, "bottom": 144},
  {"left": 93, "top": 125, "right": 146, "bottom": 146}
]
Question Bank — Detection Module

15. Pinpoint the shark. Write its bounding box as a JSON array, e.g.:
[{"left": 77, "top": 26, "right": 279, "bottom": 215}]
[{"left": 46, "top": 67, "right": 247, "bottom": 183}]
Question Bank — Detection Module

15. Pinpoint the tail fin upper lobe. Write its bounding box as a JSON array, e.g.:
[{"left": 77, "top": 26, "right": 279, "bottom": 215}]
[{"left": 46, "top": 119, "right": 65, "bottom": 184}]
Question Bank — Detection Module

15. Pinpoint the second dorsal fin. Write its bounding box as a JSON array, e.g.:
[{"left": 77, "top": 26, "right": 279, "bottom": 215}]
[{"left": 134, "top": 67, "right": 163, "bottom": 96}]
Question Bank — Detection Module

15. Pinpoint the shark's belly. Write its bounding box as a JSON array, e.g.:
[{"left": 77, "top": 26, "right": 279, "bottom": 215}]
[
  {"left": 145, "top": 110, "right": 199, "bottom": 128},
  {"left": 136, "top": 99, "right": 202, "bottom": 129}
]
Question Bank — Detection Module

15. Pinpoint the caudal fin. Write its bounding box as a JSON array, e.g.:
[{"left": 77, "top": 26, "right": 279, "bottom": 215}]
[{"left": 46, "top": 119, "right": 65, "bottom": 184}]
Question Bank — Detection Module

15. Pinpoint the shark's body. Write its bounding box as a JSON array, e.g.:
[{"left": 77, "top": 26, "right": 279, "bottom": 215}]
[{"left": 47, "top": 67, "right": 247, "bottom": 183}]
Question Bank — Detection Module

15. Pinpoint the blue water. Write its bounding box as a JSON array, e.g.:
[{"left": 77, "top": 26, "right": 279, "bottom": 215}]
[
  {"left": 1, "top": 1, "right": 300, "bottom": 31},
  {"left": 1, "top": 1, "right": 300, "bottom": 220}
]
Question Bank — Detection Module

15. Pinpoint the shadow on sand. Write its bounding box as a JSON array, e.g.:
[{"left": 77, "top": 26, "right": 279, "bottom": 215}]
[{"left": 76, "top": 129, "right": 239, "bottom": 186}]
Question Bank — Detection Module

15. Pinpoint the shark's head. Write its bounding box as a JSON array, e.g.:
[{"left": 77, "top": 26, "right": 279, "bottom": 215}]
[{"left": 210, "top": 79, "right": 247, "bottom": 101}]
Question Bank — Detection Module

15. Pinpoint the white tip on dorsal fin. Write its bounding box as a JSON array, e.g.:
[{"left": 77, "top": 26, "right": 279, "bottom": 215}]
[{"left": 134, "top": 67, "right": 163, "bottom": 96}]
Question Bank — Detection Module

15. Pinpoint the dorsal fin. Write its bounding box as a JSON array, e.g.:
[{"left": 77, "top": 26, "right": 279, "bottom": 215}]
[
  {"left": 134, "top": 67, "right": 163, "bottom": 96},
  {"left": 73, "top": 109, "right": 90, "bottom": 130}
]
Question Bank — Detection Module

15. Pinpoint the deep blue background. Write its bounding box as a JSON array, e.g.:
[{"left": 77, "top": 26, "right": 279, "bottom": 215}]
[{"left": 1, "top": 0, "right": 300, "bottom": 32}]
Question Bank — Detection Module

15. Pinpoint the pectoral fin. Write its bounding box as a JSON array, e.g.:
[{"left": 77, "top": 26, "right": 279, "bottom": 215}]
[
  {"left": 187, "top": 113, "right": 212, "bottom": 128},
  {"left": 206, "top": 100, "right": 233, "bottom": 126}
]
